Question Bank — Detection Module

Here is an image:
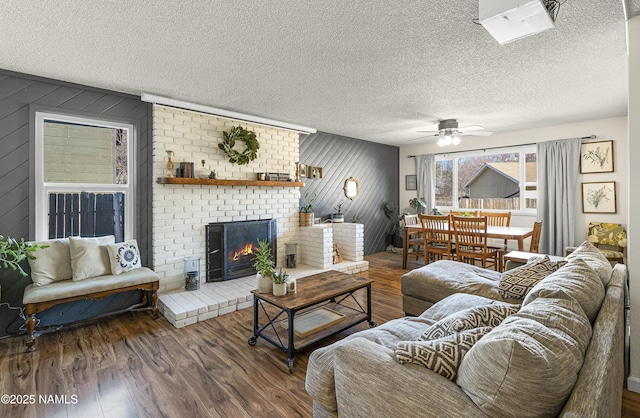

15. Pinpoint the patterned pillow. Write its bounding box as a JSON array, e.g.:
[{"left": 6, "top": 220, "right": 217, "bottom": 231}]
[
  {"left": 396, "top": 327, "right": 493, "bottom": 381},
  {"left": 419, "top": 304, "right": 519, "bottom": 341},
  {"left": 106, "top": 239, "right": 142, "bottom": 274},
  {"left": 498, "top": 256, "right": 567, "bottom": 299}
]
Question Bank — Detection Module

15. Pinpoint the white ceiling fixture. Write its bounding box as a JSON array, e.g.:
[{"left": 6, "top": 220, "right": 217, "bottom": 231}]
[
  {"left": 416, "top": 119, "right": 493, "bottom": 147},
  {"left": 478, "top": 0, "right": 558, "bottom": 45}
]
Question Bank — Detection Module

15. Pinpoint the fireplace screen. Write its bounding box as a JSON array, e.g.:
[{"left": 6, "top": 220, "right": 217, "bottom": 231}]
[{"left": 206, "top": 219, "right": 277, "bottom": 282}]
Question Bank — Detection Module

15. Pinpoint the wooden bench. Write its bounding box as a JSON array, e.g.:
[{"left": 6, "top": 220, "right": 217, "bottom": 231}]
[{"left": 22, "top": 267, "right": 159, "bottom": 352}]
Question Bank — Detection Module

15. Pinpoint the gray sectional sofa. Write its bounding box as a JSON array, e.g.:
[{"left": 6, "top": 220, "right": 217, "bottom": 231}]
[{"left": 305, "top": 242, "right": 625, "bottom": 417}]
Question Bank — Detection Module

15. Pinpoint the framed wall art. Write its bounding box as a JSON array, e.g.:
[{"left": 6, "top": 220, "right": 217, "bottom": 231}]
[
  {"left": 580, "top": 140, "right": 614, "bottom": 174},
  {"left": 405, "top": 175, "right": 417, "bottom": 191},
  {"left": 299, "top": 164, "right": 308, "bottom": 178},
  {"left": 582, "top": 181, "right": 616, "bottom": 213}
]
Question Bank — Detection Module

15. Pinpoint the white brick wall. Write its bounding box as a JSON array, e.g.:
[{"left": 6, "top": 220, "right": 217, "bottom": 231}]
[
  {"left": 333, "top": 223, "right": 365, "bottom": 261},
  {"left": 152, "top": 105, "right": 302, "bottom": 291},
  {"left": 299, "top": 225, "right": 334, "bottom": 268}
]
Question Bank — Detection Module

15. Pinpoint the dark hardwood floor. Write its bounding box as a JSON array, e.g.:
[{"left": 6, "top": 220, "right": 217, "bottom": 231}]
[{"left": 0, "top": 253, "right": 635, "bottom": 417}]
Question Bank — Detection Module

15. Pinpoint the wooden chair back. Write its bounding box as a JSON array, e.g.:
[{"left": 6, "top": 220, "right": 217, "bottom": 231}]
[
  {"left": 450, "top": 210, "right": 479, "bottom": 217},
  {"left": 451, "top": 215, "right": 498, "bottom": 270},
  {"left": 480, "top": 211, "right": 511, "bottom": 227},
  {"left": 529, "top": 221, "right": 543, "bottom": 253},
  {"left": 420, "top": 214, "right": 452, "bottom": 263}
]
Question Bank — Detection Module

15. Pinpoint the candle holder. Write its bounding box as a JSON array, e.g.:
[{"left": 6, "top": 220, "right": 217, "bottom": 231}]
[
  {"left": 294, "top": 161, "right": 301, "bottom": 182},
  {"left": 166, "top": 150, "right": 174, "bottom": 178}
]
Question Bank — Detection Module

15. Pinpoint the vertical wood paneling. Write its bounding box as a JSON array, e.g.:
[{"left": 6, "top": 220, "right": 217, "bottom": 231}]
[
  {"left": 0, "top": 70, "right": 152, "bottom": 338},
  {"left": 300, "top": 132, "right": 399, "bottom": 255}
]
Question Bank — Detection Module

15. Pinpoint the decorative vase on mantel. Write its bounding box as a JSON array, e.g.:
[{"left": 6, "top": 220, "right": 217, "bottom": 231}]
[{"left": 256, "top": 272, "right": 272, "bottom": 294}]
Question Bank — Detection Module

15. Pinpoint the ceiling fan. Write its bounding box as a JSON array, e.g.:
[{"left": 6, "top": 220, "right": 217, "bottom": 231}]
[{"left": 413, "top": 119, "right": 493, "bottom": 146}]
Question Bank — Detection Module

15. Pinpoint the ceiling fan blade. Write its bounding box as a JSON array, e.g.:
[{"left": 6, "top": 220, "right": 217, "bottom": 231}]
[
  {"left": 458, "top": 131, "right": 493, "bottom": 137},
  {"left": 416, "top": 130, "right": 440, "bottom": 134},
  {"left": 407, "top": 134, "right": 438, "bottom": 142},
  {"left": 458, "top": 125, "right": 485, "bottom": 131}
]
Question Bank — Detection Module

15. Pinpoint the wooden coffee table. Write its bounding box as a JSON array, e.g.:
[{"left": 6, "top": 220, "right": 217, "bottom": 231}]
[{"left": 248, "top": 270, "right": 375, "bottom": 372}]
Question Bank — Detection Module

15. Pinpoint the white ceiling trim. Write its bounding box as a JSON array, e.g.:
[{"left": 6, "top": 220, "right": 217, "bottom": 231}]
[{"left": 141, "top": 93, "right": 317, "bottom": 134}]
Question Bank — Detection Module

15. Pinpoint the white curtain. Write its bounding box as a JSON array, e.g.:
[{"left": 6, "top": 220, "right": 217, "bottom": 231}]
[
  {"left": 537, "top": 138, "right": 581, "bottom": 256},
  {"left": 415, "top": 154, "right": 435, "bottom": 214}
]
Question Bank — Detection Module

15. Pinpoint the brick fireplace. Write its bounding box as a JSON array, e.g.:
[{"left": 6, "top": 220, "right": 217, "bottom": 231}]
[{"left": 150, "top": 105, "right": 368, "bottom": 328}]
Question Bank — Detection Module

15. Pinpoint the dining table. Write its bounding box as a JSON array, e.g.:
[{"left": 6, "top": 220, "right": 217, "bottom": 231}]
[{"left": 402, "top": 224, "right": 534, "bottom": 269}]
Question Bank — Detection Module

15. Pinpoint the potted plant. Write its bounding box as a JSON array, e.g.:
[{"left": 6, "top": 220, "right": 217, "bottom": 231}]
[
  {"left": 0, "top": 235, "right": 46, "bottom": 277},
  {"left": 253, "top": 239, "right": 274, "bottom": 293},
  {"left": 409, "top": 197, "right": 428, "bottom": 214},
  {"left": 272, "top": 268, "right": 289, "bottom": 296},
  {"left": 332, "top": 201, "right": 346, "bottom": 223},
  {"left": 300, "top": 193, "right": 315, "bottom": 227},
  {"left": 383, "top": 200, "right": 403, "bottom": 248}
]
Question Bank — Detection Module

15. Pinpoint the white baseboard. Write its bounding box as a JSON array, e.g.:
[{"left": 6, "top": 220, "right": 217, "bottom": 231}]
[{"left": 628, "top": 376, "right": 640, "bottom": 393}]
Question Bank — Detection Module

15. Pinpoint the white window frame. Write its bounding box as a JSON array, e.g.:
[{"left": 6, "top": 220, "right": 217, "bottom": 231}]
[
  {"left": 435, "top": 144, "right": 537, "bottom": 215},
  {"left": 34, "top": 111, "right": 137, "bottom": 241}
]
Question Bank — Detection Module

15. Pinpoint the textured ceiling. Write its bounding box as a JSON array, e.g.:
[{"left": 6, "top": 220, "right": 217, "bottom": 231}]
[{"left": 0, "top": 0, "right": 629, "bottom": 146}]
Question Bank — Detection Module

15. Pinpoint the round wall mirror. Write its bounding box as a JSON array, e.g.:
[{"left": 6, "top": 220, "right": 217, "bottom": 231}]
[{"left": 344, "top": 177, "right": 360, "bottom": 200}]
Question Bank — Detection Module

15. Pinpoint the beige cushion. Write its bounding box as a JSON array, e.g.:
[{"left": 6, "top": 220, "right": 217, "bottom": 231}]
[
  {"left": 420, "top": 303, "right": 519, "bottom": 341},
  {"left": 498, "top": 255, "right": 567, "bottom": 299},
  {"left": 27, "top": 238, "right": 72, "bottom": 286},
  {"left": 523, "top": 257, "right": 605, "bottom": 322},
  {"left": 106, "top": 239, "right": 142, "bottom": 274},
  {"left": 565, "top": 240, "right": 613, "bottom": 286},
  {"left": 23, "top": 267, "right": 159, "bottom": 304},
  {"left": 457, "top": 297, "right": 592, "bottom": 417},
  {"left": 396, "top": 327, "right": 493, "bottom": 381},
  {"left": 69, "top": 235, "right": 115, "bottom": 281}
]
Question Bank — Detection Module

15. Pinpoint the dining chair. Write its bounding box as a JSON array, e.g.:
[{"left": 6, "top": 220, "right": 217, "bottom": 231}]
[
  {"left": 420, "top": 214, "right": 452, "bottom": 264},
  {"left": 529, "top": 221, "right": 543, "bottom": 253},
  {"left": 480, "top": 211, "right": 512, "bottom": 271},
  {"left": 403, "top": 214, "right": 423, "bottom": 261},
  {"left": 451, "top": 215, "right": 500, "bottom": 271}
]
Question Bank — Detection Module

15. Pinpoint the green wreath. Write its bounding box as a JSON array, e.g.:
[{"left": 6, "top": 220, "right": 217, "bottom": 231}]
[{"left": 218, "top": 126, "right": 259, "bottom": 165}]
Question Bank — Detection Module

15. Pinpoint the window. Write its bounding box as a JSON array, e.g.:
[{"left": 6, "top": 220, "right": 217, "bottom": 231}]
[
  {"left": 34, "top": 112, "right": 136, "bottom": 241},
  {"left": 435, "top": 145, "right": 536, "bottom": 212}
]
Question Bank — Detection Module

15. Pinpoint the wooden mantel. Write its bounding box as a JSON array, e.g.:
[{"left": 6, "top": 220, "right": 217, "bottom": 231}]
[{"left": 156, "top": 177, "right": 304, "bottom": 187}]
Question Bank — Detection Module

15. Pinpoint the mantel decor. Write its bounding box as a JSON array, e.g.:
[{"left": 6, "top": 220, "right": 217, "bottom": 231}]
[{"left": 218, "top": 126, "right": 259, "bottom": 165}]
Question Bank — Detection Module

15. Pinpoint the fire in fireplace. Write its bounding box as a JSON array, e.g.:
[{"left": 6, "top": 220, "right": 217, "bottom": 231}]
[{"left": 206, "top": 219, "right": 277, "bottom": 282}]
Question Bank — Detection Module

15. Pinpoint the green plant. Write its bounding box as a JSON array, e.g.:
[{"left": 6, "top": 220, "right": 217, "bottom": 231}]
[
  {"left": 383, "top": 200, "right": 403, "bottom": 237},
  {"left": 272, "top": 268, "right": 289, "bottom": 284},
  {"left": 300, "top": 193, "right": 315, "bottom": 213},
  {"left": 409, "top": 197, "right": 428, "bottom": 213},
  {"left": 334, "top": 201, "right": 346, "bottom": 214},
  {"left": 252, "top": 239, "right": 274, "bottom": 276},
  {"left": 218, "top": 126, "right": 259, "bottom": 165},
  {"left": 0, "top": 236, "right": 47, "bottom": 276}
]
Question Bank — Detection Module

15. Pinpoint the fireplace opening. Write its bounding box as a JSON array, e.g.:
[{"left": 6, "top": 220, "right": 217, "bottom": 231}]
[{"left": 206, "top": 219, "right": 277, "bottom": 282}]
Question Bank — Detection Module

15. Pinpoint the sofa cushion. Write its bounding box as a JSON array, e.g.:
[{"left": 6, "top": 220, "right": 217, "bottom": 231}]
[
  {"left": 498, "top": 256, "right": 567, "bottom": 299},
  {"left": 69, "top": 235, "right": 115, "bottom": 281},
  {"left": 106, "top": 239, "right": 142, "bottom": 274},
  {"left": 565, "top": 240, "right": 613, "bottom": 286},
  {"left": 401, "top": 260, "right": 520, "bottom": 309},
  {"left": 523, "top": 257, "right": 605, "bottom": 322},
  {"left": 419, "top": 303, "right": 519, "bottom": 341},
  {"left": 457, "top": 297, "right": 592, "bottom": 417},
  {"left": 27, "top": 238, "right": 72, "bottom": 286},
  {"left": 396, "top": 327, "right": 492, "bottom": 381}
]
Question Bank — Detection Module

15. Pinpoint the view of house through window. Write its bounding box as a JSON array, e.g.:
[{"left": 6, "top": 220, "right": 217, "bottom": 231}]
[
  {"left": 35, "top": 112, "right": 135, "bottom": 241},
  {"left": 435, "top": 146, "right": 536, "bottom": 212}
]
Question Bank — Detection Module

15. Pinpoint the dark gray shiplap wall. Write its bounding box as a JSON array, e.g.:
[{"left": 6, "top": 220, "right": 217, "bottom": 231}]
[
  {"left": 300, "top": 132, "right": 399, "bottom": 255},
  {"left": 0, "top": 70, "right": 152, "bottom": 337}
]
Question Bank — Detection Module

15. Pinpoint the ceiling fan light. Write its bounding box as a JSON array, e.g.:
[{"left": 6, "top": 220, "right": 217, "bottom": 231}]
[
  {"left": 443, "top": 135, "right": 452, "bottom": 145},
  {"left": 437, "top": 138, "right": 445, "bottom": 147},
  {"left": 452, "top": 136, "right": 461, "bottom": 145}
]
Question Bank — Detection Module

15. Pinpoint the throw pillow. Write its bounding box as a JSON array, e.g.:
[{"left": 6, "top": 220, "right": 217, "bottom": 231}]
[
  {"left": 69, "top": 235, "right": 115, "bottom": 281},
  {"left": 498, "top": 256, "right": 567, "bottom": 299},
  {"left": 457, "top": 297, "right": 592, "bottom": 417},
  {"left": 419, "top": 303, "right": 519, "bottom": 341},
  {"left": 27, "top": 238, "right": 72, "bottom": 286},
  {"left": 565, "top": 240, "right": 613, "bottom": 286},
  {"left": 396, "top": 327, "right": 493, "bottom": 381},
  {"left": 523, "top": 257, "right": 604, "bottom": 322},
  {"left": 106, "top": 239, "right": 142, "bottom": 274}
]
